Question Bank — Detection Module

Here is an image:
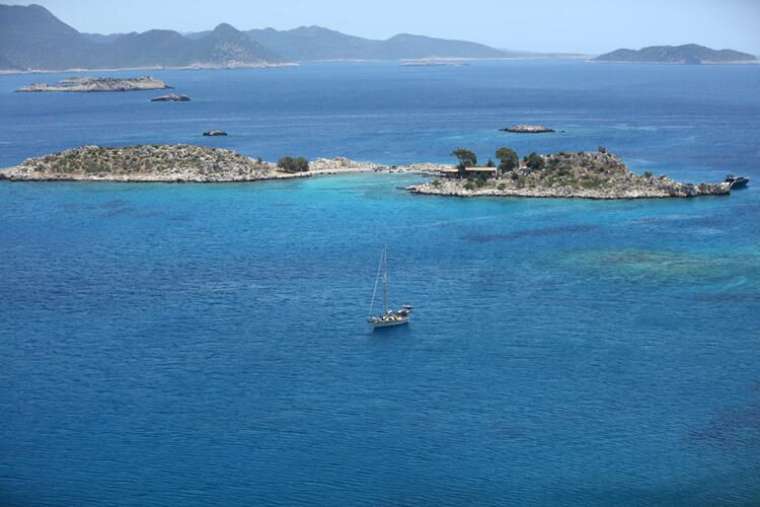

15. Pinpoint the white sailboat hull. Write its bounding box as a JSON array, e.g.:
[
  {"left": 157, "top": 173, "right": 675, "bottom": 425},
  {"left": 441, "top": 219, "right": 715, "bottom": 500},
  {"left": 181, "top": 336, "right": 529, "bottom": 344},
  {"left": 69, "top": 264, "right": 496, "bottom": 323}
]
[{"left": 369, "top": 315, "right": 410, "bottom": 329}]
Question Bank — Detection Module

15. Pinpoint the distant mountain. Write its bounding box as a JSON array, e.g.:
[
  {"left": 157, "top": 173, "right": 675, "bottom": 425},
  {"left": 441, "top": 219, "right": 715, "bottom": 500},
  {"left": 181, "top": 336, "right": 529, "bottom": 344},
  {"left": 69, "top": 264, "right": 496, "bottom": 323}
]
[
  {"left": 246, "top": 26, "right": 380, "bottom": 61},
  {"left": 97, "top": 23, "right": 278, "bottom": 69},
  {"left": 0, "top": 4, "right": 517, "bottom": 71},
  {"left": 595, "top": 44, "right": 757, "bottom": 64},
  {"left": 0, "top": 4, "right": 277, "bottom": 70},
  {"left": 245, "top": 26, "right": 508, "bottom": 61},
  {"left": 0, "top": 4, "right": 94, "bottom": 70},
  {"left": 0, "top": 3, "right": 583, "bottom": 71}
]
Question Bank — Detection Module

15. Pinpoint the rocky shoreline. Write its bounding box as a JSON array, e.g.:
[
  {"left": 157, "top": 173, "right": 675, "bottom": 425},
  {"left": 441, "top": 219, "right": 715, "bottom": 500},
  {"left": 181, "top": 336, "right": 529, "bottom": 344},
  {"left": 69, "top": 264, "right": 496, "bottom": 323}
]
[
  {"left": 408, "top": 150, "right": 731, "bottom": 199},
  {"left": 16, "top": 76, "right": 171, "bottom": 93}
]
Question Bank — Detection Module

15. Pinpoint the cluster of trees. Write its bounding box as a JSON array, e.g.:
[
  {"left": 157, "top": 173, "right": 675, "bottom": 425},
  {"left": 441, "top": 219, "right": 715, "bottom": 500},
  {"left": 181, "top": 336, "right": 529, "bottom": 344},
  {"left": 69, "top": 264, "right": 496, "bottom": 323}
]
[
  {"left": 451, "top": 147, "right": 546, "bottom": 177},
  {"left": 524, "top": 152, "right": 544, "bottom": 171},
  {"left": 451, "top": 148, "right": 478, "bottom": 177},
  {"left": 277, "top": 156, "right": 309, "bottom": 173}
]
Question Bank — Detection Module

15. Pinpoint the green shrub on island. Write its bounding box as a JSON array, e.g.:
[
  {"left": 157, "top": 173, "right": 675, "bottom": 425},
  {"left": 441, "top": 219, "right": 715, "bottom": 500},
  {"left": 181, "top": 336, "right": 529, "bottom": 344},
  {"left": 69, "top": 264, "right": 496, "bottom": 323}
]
[
  {"left": 451, "top": 148, "right": 477, "bottom": 167},
  {"left": 464, "top": 180, "right": 476, "bottom": 191},
  {"left": 432, "top": 179, "right": 442, "bottom": 187},
  {"left": 277, "top": 156, "right": 310, "bottom": 173},
  {"left": 643, "top": 171, "right": 653, "bottom": 178},
  {"left": 495, "top": 147, "right": 519, "bottom": 174},
  {"left": 486, "top": 159, "right": 495, "bottom": 168}
]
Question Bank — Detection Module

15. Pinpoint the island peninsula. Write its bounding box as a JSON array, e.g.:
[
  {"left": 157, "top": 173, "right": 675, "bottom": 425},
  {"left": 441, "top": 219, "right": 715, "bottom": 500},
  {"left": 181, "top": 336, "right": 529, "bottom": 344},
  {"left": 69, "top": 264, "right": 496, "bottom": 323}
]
[{"left": 0, "top": 144, "right": 736, "bottom": 199}]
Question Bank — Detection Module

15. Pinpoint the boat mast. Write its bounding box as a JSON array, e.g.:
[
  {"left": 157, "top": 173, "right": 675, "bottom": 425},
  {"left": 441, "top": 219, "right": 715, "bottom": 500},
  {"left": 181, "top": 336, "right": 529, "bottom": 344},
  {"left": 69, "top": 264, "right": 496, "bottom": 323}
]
[{"left": 383, "top": 247, "right": 389, "bottom": 314}]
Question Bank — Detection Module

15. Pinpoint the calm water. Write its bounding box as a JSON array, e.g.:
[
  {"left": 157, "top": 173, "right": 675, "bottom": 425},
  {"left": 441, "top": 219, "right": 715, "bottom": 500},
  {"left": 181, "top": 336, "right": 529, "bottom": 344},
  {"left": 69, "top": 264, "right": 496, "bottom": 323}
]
[{"left": 1, "top": 61, "right": 760, "bottom": 506}]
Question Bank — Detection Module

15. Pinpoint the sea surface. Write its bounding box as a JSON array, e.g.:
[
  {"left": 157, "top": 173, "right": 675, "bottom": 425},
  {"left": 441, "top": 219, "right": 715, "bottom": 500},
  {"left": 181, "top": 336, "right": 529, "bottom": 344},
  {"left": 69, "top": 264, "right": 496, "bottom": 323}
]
[{"left": 1, "top": 61, "right": 760, "bottom": 506}]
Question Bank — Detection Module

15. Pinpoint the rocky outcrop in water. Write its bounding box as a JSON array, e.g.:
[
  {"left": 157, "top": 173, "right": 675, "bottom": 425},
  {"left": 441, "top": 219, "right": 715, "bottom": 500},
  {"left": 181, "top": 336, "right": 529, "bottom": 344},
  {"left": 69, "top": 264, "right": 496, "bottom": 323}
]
[
  {"left": 408, "top": 151, "right": 732, "bottom": 199},
  {"left": 16, "top": 76, "right": 170, "bottom": 92},
  {"left": 501, "top": 124, "right": 555, "bottom": 134},
  {"left": 203, "top": 130, "right": 228, "bottom": 136},
  {"left": 151, "top": 93, "right": 191, "bottom": 102}
]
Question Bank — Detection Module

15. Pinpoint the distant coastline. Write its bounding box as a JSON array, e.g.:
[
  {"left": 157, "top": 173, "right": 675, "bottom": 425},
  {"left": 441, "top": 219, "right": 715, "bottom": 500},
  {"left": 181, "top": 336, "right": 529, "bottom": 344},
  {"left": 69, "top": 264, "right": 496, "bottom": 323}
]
[
  {"left": 587, "top": 59, "right": 759, "bottom": 65},
  {"left": 7, "top": 55, "right": 758, "bottom": 76},
  {"left": 0, "top": 58, "right": 611, "bottom": 76},
  {"left": 0, "top": 62, "right": 298, "bottom": 76}
]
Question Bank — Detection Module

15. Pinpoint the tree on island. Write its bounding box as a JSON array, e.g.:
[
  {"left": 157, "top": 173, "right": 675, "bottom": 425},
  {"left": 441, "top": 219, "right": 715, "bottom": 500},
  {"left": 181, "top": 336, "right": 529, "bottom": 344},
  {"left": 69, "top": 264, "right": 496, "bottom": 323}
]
[
  {"left": 278, "top": 156, "right": 310, "bottom": 173},
  {"left": 451, "top": 148, "right": 478, "bottom": 178},
  {"left": 525, "top": 152, "right": 545, "bottom": 171},
  {"left": 495, "top": 147, "right": 519, "bottom": 175}
]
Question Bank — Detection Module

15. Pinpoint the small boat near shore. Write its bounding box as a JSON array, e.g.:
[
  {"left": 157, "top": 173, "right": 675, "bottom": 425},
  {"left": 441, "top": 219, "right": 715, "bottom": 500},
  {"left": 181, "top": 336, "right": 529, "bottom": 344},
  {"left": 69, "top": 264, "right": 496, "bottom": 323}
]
[{"left": 368, "top": 247, "right": 413, "bottom": 329}]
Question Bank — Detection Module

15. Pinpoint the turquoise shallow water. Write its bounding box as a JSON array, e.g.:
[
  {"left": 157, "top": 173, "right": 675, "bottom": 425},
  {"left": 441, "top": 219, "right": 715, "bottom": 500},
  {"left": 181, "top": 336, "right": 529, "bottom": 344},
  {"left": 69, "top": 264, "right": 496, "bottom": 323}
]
[{"left": 1, "top": 61, "right": 760, "bottom": 506}]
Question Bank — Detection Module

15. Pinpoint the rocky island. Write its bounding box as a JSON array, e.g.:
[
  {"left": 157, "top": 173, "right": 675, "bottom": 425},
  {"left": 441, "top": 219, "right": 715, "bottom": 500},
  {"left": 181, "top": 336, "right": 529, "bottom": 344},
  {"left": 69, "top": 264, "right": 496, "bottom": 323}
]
[
  {"left": 16, "top": 76, "right": 171, "bottom": 93},
  {"left": 0, "top": 145, "right": 434, "bottom": 183},
  {"left": 408, "top": 148, "right": 731, "bottom": 199},
  {"left": 501, "top": 124, "right": 555, "bottom": 134},
  {"left": 151, "top": 93, "right": 191, "bottom": 102},
  {"left": 594, "top": 44, "right": 758, "bottom": 65}
]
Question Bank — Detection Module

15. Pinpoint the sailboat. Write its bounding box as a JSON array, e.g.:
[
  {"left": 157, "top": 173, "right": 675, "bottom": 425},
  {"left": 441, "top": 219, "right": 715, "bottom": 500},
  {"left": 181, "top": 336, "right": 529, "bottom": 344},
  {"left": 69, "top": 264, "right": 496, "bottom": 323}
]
[{"left": 368, "top": 247, "right": 413, "bottom": 329}]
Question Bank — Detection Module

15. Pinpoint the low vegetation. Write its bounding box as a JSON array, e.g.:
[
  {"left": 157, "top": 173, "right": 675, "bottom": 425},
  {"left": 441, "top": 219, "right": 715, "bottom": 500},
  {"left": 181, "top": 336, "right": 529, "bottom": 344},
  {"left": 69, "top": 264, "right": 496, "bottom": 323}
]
[
  {"left": 277, "top": 156, "right": 310, "bottom": 173},
  {"left": 0, "top": 144, "right": 275, "bottom": 182}
]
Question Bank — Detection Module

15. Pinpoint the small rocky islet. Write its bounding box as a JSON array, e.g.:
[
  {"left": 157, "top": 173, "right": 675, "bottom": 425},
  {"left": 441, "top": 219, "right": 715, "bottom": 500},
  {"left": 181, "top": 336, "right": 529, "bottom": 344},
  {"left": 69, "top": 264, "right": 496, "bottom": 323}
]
[
  {"left": 0, "top": 144, "right": 741, "bottom": 199},
  {"left": 15, "top": 76, "right": 171, "bottom": 93},
  {"left": 501, "top": 124, "right": 556, "bottom": 134},
  {"left": 151, "top": 93, "right": 191, "bottom": 102}
]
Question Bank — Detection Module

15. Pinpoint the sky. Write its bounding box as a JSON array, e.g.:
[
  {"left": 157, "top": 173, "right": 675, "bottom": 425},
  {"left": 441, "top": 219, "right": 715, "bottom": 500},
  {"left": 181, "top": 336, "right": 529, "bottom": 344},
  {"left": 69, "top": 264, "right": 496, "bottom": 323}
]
[{"left": 7, "top": 0, "right": 760, "bottom": 54}]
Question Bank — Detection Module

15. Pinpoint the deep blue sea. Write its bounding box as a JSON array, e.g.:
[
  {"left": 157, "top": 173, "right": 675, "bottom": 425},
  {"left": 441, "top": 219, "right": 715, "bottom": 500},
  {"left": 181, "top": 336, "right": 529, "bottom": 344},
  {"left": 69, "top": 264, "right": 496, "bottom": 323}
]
[{"left": 1, "top": 61, "right": 760, "bottom": 506}]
